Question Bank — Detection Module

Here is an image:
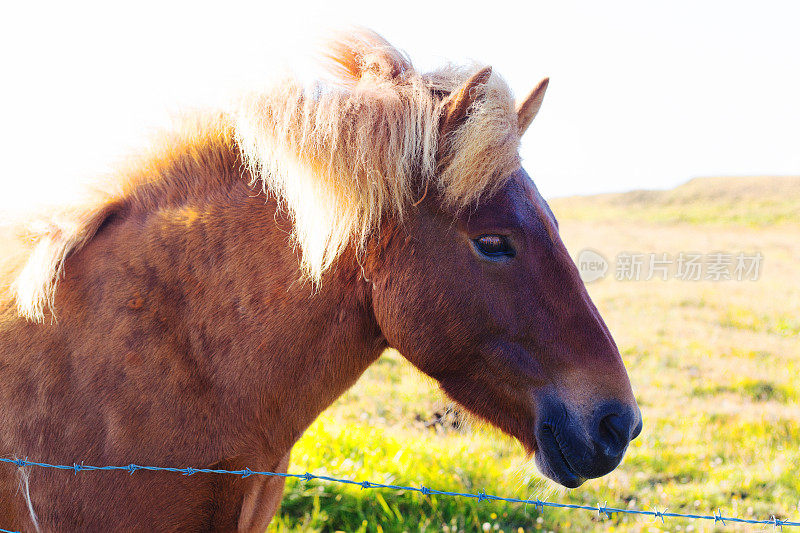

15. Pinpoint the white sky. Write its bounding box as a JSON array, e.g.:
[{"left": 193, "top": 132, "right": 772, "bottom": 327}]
[{"left": 1, "top": 0, "right": 798, "bottom": 215}]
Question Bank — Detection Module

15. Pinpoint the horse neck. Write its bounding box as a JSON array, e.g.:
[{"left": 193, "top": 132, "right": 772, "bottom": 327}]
[
  {"left": 64, "top": 180, "right": 386, "bottom": 457},
  {"left": 191, "top": 194, "right": 385, "bottom": 449}
]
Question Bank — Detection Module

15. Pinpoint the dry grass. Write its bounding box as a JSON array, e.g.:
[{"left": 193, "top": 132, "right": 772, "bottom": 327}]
[{"left": 552, "top": 176, "right": 800, "bottom": 227}]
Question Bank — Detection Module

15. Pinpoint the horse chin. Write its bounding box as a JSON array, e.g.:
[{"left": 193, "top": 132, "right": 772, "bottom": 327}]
[
  {"left": 508, "top": 417, "right": 587, "bottom": 488},
  {"left": 532, "top": 427, "right": 587, "bottom": 489}
]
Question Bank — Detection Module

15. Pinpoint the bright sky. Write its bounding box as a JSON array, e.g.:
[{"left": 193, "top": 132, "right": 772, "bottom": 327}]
[{"left": 1, "top": 1, "right": 798, "bottom": 215}]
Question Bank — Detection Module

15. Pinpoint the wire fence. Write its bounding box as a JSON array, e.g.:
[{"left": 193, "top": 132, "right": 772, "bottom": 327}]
[{"left": 1, "top": 456, "right": 797, "bottom": 531}]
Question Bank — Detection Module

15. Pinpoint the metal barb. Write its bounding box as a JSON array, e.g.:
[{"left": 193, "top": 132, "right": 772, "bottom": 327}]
[{"left": 652, "top": 507, "right": 668, "bottom": 524}]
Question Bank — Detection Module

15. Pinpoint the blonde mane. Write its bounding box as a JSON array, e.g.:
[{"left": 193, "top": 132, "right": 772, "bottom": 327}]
[
  {"left": 11, "top": 29, "right": 522, "bottom": 321},
  {"left": 235, "top": 29, "right": 521, "bottom": 278}
]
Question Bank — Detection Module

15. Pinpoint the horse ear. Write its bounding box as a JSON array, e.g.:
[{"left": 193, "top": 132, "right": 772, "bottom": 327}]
[
  {"left": 516, "top": 77, "right": 549, "bottom": 136},
  {"left": 439, "top": 66, "right": 493, "bottom": 137}
]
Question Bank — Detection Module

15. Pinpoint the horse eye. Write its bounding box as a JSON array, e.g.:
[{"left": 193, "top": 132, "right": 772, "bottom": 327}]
[{"left": 473, "top": 234, "right": 515, "bottom": 259}]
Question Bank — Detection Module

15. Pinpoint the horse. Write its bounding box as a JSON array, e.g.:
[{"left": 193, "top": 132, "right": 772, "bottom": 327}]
[{"left": 0, "top": 30, "right": 641, "bottom": 531}]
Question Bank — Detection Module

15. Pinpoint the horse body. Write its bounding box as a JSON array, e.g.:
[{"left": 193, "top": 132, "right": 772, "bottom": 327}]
[
  {"left": 1, "top": 30, "right": 641, "bottom": 531},
  {"left": 0, "top": 129, "right": 386, "bottom": 530}
]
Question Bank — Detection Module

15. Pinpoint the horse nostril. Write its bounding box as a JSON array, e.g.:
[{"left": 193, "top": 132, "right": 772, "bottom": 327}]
[
  {"left": 630, "top": 417, "right": 643, "bottom": 440},
  {"left": 597, "top": 411, "right": 635, "bottom": 457}
]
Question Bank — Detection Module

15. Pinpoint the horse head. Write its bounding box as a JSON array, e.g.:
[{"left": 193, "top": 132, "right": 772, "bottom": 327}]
[{"left": 367, "top": 69, "right": 641, "bottom": 488}]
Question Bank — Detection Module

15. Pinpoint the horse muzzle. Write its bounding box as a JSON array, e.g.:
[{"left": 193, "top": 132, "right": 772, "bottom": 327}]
[{"left": 533, "top": 397, "right": 642, "bottom": 488}]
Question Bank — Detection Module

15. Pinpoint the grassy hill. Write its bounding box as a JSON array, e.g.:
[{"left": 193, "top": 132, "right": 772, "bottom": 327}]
[
  {"left": 550, "top": 176, "right": 800, "bottom": 226},
  {"left": 271, "top": 177, "right": 800, "bottom": 532}
]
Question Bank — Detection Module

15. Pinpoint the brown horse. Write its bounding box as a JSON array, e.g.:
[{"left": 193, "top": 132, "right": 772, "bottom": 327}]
[{"left": 0, "top": 30, "right": 640, "bottom": 531}]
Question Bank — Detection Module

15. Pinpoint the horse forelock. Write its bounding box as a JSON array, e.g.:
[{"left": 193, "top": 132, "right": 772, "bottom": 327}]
[{"left": 235, "top": 28, "right": 521, "bottom": 280}]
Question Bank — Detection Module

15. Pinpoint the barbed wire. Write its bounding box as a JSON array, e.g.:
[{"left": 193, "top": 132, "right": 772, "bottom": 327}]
[{"left": 1, "top": 456, "right": 797, "bottom": 531}]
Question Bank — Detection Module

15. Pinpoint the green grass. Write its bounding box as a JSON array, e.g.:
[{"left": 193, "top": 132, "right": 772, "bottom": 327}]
[
  {"left": 693, "top": 379, "right": 798, "bottom": 403},
  {"left": 270, "top": 177, "right": 800, "bottom": 532},
  {"left": 272, "top": 420, "right": 546, "bottom": 533},
  {"left": 719, "top": 306, "right": 800, "bottom": 337}
]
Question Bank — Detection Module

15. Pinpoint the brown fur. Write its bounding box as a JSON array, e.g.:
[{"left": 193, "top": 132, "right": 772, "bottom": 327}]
[{"left": 0, "top": 30, "right": 639, "bottom": 531}]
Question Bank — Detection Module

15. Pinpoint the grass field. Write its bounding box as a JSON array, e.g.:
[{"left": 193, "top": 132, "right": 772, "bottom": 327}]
[{"left": 269, "top": 176, "right": 800, "bottom": 532}]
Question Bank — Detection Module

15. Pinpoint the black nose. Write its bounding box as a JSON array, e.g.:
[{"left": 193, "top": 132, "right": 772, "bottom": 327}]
[
  {"left": 533, "top": 397, "right": 642, "bottom": 485},
  {"left": 595, "top": 403, "right": 641, "bottom": 459}
]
